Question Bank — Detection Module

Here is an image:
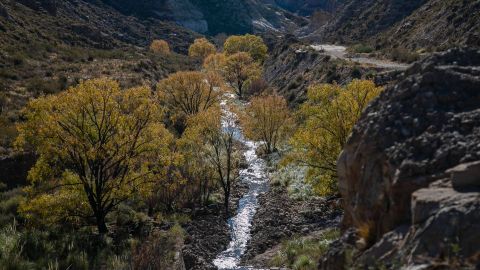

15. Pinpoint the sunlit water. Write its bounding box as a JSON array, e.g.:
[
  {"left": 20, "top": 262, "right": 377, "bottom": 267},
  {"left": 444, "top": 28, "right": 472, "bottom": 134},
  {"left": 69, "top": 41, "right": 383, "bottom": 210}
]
[{"left": 213, "top": 98, "right": 270, "bottom": 270}]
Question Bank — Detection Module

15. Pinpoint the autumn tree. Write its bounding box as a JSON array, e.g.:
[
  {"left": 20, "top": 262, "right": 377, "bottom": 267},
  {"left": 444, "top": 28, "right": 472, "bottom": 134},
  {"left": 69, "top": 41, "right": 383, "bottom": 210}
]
[
  {"left": 287, "top": 80, "right": 383, "bottom": 195},
  {"left": 150, "top": 39, "right": 171, "bottom": 54},
  {"left": 183, "top": 107, "right": 239, "bottom": 217},
  {"left": 203, "top": 53, "right": 227, "bottom": 75},
  {"left": 189, "top": 38, "right": 217, "bottom": 60},
  {"left": 16, "top": 79, "right": 169, "bottom": 233},
  {"left": 242, "top": 94, "right": 291, "bottom": 154},
  {"left": 145, "top": 134, "right": 217, "bottom": 213},
  {"left": 156, "top": 71, "right": 223, "bottom": 130},
  {"left": 224, "top": 34, "right": 268, "bottom": 63},
  {"left": 223, "top": 52, "right": 262, "bottom": 98}
]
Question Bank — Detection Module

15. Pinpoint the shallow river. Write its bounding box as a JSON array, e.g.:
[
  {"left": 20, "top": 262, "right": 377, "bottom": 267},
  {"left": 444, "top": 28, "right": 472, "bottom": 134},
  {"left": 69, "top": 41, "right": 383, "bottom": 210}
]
[{"left": 213, "top": 99, "right": 270, "bottom": 270}]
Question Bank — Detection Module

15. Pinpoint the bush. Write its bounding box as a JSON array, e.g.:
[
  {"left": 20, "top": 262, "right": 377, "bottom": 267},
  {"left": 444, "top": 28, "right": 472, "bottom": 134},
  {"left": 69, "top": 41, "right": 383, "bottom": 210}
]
[
  {"left": 150, "top": 40, "right": 171, "bottom": 55},
  {"left": 25, "top": 75, "right": 68, "bottom": 96},
  {"left": 188, "top": 38, "right": 216, "bottom": 60},
  {"left": 0, "top": 115, "right": 17, "bottom": 148},
  {"left": 270, "top": 229, "right": 340, "bottom": 269},
  {"left": 351, "top": 44, "right": 374, "bottom": 54},
  {"left": 223, "top": 34, "right": 268, "bottom": 63},
  {"left": 132, "top": 225, "right": 184, "bottom": 270},
  {"left": 390, "top": 47, "right": 420, "bottom": 63}
]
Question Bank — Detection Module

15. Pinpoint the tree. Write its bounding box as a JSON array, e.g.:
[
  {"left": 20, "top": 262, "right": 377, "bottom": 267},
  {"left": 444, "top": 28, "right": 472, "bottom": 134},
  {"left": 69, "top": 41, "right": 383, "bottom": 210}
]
[
  {"left": 16, "top": 78, "right": 169, "bottom": 233},
  {"left": 183, "top": 107, "right": 239, "bottom": 217},
  {"left": 189, "top": 38, "right": 217, "bottom": 60},
  {"left": 242, "top": 94, "right": 291, "bottom": 154},
  {"left": 203, "top": 53, "right": 227, "bottom": 75},
  {"left": 223, "top": 52, "right": 262, "bottom": 98},
  {"left": 286, "top": 80, "right": 383, "bottom": 196},
  {"left": 156, "top": 71, "right": 223, "bottom": 130},
  {"left": 150, "top": 39, "right": 171, "bottom": 54},
  {"left": 223, "top": 34, "right": 268, "bottom": 63}
]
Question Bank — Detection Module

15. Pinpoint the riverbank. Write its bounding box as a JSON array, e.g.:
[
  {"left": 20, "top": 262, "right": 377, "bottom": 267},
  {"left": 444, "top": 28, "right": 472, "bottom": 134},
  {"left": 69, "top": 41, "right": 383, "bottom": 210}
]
[
  {"left": 242, "top": 185, "right": 343, "bottom": 267},
  {"left": 181, "top": 179, "right": 250, "bottom": 270}
]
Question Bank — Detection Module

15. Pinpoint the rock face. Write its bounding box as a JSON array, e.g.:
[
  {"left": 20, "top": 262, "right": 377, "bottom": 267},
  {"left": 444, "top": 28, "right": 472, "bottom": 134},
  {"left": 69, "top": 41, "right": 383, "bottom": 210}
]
[
  {"left": 269, "top": 0, "right": 341, "bottom": 15},
  {"left": 329, "top": 48, "right": 480, "bottom": 268},
  {"left": 101, "top": 0, "right": 305, "bottom": 35}
]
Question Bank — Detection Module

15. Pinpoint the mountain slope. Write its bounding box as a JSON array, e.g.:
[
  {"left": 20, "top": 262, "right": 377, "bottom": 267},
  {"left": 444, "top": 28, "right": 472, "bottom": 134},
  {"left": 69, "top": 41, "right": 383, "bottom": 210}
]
[
  {"left": 0, "top": 0, "right": 199, "bottom": 156},
  {"left": 100, "top": 0, "right": 307, "bottom": 35},
  {"left": 312, "top": 0, "right": 480, "bottom": 51},
  {"left": 377, "top": 0, "right": 480, "bottom": 51}
]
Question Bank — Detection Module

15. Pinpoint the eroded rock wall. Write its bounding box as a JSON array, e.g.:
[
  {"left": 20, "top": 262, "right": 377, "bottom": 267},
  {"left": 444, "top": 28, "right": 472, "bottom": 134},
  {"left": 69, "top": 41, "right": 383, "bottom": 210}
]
[{"left": 327, "top": 48, "right": 480, "bottom": 268}]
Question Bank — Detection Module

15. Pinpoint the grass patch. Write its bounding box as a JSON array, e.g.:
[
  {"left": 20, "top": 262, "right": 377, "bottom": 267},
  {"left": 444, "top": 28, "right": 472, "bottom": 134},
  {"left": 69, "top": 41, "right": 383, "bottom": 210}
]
[
  {"left": 270, "top": 228, "right": 340, "bottom": 270},
  {"left": 389, "top": 47, "right": 420, "bottom": 63},
  {"left": 350, "top": 44, "right": 374, "bottom": 54}
]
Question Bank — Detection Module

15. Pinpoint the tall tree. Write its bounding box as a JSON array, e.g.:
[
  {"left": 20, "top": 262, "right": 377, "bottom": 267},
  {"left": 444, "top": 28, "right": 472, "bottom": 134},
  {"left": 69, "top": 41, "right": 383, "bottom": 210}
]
[
  {"left": 242, "top": 94, "right": 292, "bottom": 154},
  {"left": 183, "top": 107, "right": 239, "bottom": 217},
  {"left": 223, "top": 34, "right": 268, "bottom": 63},
  {"left": 16, "top": 79, "right": 168, "bottom": 233},
  {"left": 286, "top": 80, "right": 383, "bottom": 195},
  {"left": 156, "top": 71, "right": 223, "bottom": 130},
  {"left": 223, "top": 52, "right": 262, "bottom": 99},
  {"left": 189, "top": 38, "right": 217, "bottom": 60}
]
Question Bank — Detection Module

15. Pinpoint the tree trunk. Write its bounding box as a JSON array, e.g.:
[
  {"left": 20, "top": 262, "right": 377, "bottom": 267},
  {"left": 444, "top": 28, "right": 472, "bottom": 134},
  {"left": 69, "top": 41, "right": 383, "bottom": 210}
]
[
  {"left": 96, "top": 213, "right": 108, "bottom": 234},
  {"left": 224, "top": 191, "right": 230, "bottom": 218}
]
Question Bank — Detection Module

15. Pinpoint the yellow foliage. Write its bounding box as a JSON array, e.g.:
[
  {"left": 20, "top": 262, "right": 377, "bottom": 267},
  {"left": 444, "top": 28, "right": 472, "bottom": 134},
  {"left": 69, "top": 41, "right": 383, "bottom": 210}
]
[
  {"left": 223, "top": 52, "right": 262, "bottom": 98},
  {"left": 150, "top": 39, "right": 171, "bottom": 54},
  {"left": 189, "top": 38, "right": 217, "bottom": 60},
  {"left": 182, "top": 107, "right": 240, "bottom": 216},
  {"left": 156, "top": 71, "right": 223, "bottom": 126},
  {"left": 203, "top": 53, "right": 227, "bottom": 74},
  {"left": 16, "top": 78, "right": 170, "bottom": 232},
  {"left": 286, "top": 80, "right": 383, "bottom": 196},
  {"left": 242, "top": 94, "right": 292, "bottom": 154},
  {"left": 224, "top": 34, "right": 268, "bottom": 63}
]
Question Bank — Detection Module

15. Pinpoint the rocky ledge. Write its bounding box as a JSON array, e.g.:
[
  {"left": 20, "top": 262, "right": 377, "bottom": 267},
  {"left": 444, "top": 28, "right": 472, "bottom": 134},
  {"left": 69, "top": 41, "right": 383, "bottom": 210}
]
[{"left": 322, "top": 48, "right": 480, "bottom": 269}]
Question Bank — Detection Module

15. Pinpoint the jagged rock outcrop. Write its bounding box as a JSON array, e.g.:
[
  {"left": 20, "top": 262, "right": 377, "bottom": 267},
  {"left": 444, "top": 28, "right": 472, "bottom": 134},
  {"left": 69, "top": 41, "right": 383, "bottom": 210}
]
[{"left": 324, "top": 48, "right": 480, "bottom": 268}]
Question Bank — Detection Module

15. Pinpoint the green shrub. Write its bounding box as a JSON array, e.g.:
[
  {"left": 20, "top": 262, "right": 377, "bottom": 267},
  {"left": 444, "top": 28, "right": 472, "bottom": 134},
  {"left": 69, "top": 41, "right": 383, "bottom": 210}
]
[
  {"left": 390, "top": 47, "right": 420, "bottom": 63},
  {"left": 0, "top": 115, "right": 17, "bottom": 148},
  {"left": 270, "top": 229, "right": 340, "bottom": 269},
  {"left": 293, "top": 255, "right": 315, "bottom": 270},
  {"left": 351, "top": 44, "right": 374, "bottom": 54},
  {"left": 25, "top": 76, "right": 68, "bottom": 96}
]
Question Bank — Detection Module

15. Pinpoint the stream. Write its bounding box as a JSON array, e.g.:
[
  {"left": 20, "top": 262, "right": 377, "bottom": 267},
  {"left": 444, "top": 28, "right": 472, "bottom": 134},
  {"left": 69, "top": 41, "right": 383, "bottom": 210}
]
[{"left": 213, "top": 97, "right": 270, "bottom": 270}]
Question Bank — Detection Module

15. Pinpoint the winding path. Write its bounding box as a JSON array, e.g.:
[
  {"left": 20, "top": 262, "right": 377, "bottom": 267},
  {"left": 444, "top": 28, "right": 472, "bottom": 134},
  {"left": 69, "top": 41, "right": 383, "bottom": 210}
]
[{"left": 311, "top": 44, "right": 410, "bottom": 70}]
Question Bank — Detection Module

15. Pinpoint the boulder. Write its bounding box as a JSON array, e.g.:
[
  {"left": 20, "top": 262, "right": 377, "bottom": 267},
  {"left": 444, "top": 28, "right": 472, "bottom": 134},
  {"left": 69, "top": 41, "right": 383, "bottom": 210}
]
[
  {"left": 447, "top": 160, "right": 480, "bottom": 189},
  {"left": 326, "top": 48, "right": 480, "bottom": 269},
  {"left": 337, "top": 47, "right": 480, "bottom": 238},
  {"left": 407, "top": 183, "right": 480, "bottom": 262}
]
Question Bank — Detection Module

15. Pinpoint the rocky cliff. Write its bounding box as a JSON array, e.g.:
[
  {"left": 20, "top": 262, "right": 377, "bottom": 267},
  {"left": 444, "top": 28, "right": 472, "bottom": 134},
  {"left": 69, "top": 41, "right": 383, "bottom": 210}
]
[
  {"left": 100, "top": 0, "right": 307, "bottom": 35},
  {"left": 323, "top": 48, "right": 480, "bottom": 268}
]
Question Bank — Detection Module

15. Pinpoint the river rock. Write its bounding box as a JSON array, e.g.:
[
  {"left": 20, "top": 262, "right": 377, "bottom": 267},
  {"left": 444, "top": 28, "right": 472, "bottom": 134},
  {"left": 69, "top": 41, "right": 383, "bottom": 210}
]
[{"left": 324, "top": 48, "right": 480, "bottom": 268}]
